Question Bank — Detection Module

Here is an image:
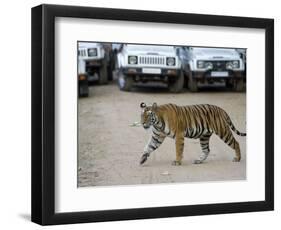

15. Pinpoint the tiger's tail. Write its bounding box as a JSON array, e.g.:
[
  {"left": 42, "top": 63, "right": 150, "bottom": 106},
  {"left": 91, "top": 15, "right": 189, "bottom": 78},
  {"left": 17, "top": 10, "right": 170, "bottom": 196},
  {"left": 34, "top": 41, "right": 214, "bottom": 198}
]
[{"left": 225, "top": 113, "right": 246, "bottom": 136}]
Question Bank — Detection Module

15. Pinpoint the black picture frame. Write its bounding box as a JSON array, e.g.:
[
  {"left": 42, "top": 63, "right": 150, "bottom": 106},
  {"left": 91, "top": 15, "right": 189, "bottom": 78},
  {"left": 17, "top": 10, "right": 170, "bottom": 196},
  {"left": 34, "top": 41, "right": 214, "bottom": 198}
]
[{"left": 31, "top": 4, "right": 274, "bottom": 225}]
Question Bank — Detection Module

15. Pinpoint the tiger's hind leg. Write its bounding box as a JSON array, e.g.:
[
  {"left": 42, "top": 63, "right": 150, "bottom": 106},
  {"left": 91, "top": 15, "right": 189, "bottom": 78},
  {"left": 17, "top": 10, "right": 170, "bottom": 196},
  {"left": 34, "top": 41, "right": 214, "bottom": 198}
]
[
  {"left": 193, "top": 133, "right": 212, "bottom": 164},
  {"left": 218, "top": 129, "right": 241, "bottom": 162},
  {"left": 231, "top": 141, "right": 241, "bottom": 162}
]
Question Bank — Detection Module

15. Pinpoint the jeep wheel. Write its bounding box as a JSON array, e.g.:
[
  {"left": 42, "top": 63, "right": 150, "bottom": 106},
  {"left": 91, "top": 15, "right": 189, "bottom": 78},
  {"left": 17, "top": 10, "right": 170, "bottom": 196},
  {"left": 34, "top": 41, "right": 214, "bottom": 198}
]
[
  {"left": 188, "top": 72, "right": 198, "bottom": 92},
  {"left": 168, "top": 71, "right": 184, "bottom": 93},
  {"left": 234, "top": 78, "right": 244, "bottom": 92},
  {"left": 79, "top": 85, "right": 89, "bottom": 97},
  {"left": 225, "top": 79, "right": 233, "bottom": 88},
  {"left": 118, "top": 72, "right": 133, "bottom": 91},
  {"left": 107, "top": 53, "right": 115, "bottom": 81},
  {"left": 107, "top": 66, "right": 113, "bottom": 81},
  {"left": 98, "top": 59, "right": 108, "bottom": 85}
]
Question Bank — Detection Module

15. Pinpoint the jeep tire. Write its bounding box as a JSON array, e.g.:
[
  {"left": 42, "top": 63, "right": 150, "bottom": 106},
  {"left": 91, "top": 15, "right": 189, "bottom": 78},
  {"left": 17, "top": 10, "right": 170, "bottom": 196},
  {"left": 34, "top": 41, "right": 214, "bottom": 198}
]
[
  {"left": 168, "top": 71, "right": 184, "bottom": 93},
  {"left": 118, "top": 72, "right": 133, "bottom": 91},
  {"left": 225, "top": 79, "right": 233, "bottom": 88},
  {"left": 79, "top": 83, "right": 89, "bottom": 97},
  {"left": 107, "top": 66, "right": 113, "bottom": 81},
  {"left": 98, "top": 59, "right": 108, "bottom": 85},
  {"left": 188, "top": 72, "right": 198, "bottom": 92},
  {"left": 234, "top": 78, "right": 244, "bottom": 92},
  {"left": 107, "top": 51, "right": 115, "bottom": 81}
]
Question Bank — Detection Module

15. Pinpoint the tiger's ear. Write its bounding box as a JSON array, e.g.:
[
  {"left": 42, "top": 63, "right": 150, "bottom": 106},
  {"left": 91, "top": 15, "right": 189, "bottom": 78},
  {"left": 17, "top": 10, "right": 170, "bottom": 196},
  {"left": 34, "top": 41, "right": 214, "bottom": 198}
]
[
  {"left": 152, "top": 102, "right": 157, "bottom": 111},
  {"left": 140, "top": 102, "right": 146, "bottom": 108}
]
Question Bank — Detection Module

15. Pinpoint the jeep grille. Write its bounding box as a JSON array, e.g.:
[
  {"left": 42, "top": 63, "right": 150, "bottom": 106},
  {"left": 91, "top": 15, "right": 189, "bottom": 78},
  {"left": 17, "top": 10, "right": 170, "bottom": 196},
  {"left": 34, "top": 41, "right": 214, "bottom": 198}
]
[
  {"left": 210, "top": 61, "right": 227, "bottom": 71},
  {"left": 139, "top": 56, "right": 165, "bottom": 65}
]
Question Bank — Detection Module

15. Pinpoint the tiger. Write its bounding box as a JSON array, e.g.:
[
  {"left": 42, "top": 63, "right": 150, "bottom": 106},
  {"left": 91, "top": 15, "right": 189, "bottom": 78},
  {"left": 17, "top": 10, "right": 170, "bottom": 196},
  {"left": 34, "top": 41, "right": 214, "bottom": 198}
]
[{"left": 139, "top": 102, "right": 246, "bottom": 165}]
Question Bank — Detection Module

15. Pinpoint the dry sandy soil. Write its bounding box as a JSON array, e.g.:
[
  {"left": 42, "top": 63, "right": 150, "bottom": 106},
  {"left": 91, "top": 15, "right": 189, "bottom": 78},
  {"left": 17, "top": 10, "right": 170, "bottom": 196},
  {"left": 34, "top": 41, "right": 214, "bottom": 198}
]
[{"left": 78, "top": 81, "right": 246, "bottom": 187}]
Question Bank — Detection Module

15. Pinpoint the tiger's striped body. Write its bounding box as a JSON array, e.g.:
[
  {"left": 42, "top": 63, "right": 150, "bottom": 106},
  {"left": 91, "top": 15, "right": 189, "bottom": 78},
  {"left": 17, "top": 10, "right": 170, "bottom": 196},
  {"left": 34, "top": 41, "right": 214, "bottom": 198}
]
[{"left": 140, "top": 102, "right": 246, "bottom": 165}]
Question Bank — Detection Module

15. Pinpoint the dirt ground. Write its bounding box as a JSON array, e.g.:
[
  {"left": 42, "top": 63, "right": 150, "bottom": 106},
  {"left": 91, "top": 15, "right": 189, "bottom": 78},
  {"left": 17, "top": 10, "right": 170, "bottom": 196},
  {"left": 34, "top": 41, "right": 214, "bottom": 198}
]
[{"left": 78, "top": 81, "right": 246, "bottom": 187}]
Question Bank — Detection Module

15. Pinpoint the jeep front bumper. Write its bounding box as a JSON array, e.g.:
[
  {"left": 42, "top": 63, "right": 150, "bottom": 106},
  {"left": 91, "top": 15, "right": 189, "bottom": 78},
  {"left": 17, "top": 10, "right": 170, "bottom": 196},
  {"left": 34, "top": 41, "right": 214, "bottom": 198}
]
[
  {"left": 121, "top": 67, "right": 180, "bottom": 76},
  {"left": 86, "top": 59, "right": 103, "bottom": 67},
  {"left": 191, "top": 70, "right": 244, "bottom": 79}
]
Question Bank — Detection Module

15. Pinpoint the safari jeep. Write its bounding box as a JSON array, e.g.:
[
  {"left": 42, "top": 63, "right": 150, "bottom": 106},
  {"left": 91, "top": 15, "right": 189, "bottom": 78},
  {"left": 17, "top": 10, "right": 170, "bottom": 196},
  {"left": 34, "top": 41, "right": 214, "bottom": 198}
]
[
  {"left": 178, "top": 47, "right": 245, "bottom": 92},
  {"left": 116, "top": 44, "right": 184, "bottom": 93},
  {"left": 78, "top": 42, "right": 108, "bottom": 88}
]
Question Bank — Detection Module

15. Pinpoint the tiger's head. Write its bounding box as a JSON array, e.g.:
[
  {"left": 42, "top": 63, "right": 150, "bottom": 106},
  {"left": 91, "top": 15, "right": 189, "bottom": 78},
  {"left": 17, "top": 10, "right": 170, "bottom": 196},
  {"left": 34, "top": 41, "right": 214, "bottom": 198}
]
[{"left": 140, "top": 102, "right": 158, "bottom": 129}]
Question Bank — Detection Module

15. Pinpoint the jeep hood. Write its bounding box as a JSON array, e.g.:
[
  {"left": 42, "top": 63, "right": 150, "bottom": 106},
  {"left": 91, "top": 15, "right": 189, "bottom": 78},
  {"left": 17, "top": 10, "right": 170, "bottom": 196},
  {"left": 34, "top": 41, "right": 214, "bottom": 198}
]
[{"left": 191, "top": 48, "right": 240, "bottom": 60}]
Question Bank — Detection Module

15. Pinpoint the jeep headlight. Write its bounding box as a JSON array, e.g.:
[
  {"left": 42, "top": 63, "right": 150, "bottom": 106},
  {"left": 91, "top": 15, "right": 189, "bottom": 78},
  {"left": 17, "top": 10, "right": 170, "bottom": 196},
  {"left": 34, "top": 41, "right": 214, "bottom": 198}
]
[
  {"left": 226, "top": 62, "right": 233, "bottom": 69},
  {"left": 128, "top": 56, "right": 138, "bottom": 64},
  {"left": 232, "top": 60, "right": 240, "bottom": 68},
  {"left": 197, "top": 60, "right": 205, "bottom": 69},
  {"left": 166, "top": 57, "right": 176, "bottom": 66},
  {"left": 88, "top": 48, "right": 97, "bottom": 57},
  {"left": 226, "top": 60, "right": 240, "bottom": 69},
  {"left": 205, "top": 62, "right": 213, "bottom": 70}
]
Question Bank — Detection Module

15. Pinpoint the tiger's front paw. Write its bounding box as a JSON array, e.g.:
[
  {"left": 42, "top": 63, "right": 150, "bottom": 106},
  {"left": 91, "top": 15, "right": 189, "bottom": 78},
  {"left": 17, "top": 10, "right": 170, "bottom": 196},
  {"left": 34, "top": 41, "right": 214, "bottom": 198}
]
[
  {"left": 140, "top": 153, "right": 149, "bottom": 165},
  {"left": 172, "top": 160, "right": 182, "bottom": 166}
]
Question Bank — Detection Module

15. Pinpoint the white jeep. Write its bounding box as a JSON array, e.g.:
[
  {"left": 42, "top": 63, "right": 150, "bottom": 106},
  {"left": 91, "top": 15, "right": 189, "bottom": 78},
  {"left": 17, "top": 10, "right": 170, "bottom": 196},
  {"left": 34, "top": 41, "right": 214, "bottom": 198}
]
[
  {"left": 116, "top": 44, "right": 184, "bottom": 92},
  {"left": 178, "top": 47, "right": 245, "bottom": 91},
  {"left": 78, "top": 42, "right": 108, "bottom": 86}
]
